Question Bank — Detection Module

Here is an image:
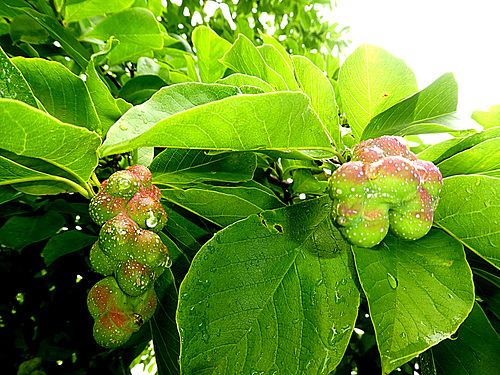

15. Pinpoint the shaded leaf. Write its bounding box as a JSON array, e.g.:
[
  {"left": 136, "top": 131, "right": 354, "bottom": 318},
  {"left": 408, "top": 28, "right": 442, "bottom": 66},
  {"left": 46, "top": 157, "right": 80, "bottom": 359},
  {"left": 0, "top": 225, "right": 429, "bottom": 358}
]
[
  {"left": 118, "top": 74, "right": 167, "bottom": 105},
  {"left": 42, "top": 230, "right": 97, "bottom": 266},
  {"left": 352, "top": 230, "right": 474, "bottom": 375}
]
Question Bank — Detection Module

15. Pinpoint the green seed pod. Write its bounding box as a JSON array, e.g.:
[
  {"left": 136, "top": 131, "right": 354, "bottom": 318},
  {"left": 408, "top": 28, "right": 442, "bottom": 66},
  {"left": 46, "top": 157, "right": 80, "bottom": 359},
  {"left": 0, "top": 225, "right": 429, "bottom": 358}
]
[
  {"left": 115, "top": 259, "right": 154, "bottom": 297},
  {"left": 89, "top": 241, "right": 115, "bottom": 276},
  {"left": 127, "top": 287, "right": 158, "bottom": 322},
  {"left": 126, "top": 193, "right": 167, "bottom": 233},
  {"left": 99, "top": 213, "right": 138, "bottom": 263},
  {"left": 132, "top": 228, "right": 169, "bottom": 268},
  {"left": 89, "top": 190, "right": 128, "bottom": 226},
  {"left": 92, "top": 310, "right": 138, "bottom": 348}
]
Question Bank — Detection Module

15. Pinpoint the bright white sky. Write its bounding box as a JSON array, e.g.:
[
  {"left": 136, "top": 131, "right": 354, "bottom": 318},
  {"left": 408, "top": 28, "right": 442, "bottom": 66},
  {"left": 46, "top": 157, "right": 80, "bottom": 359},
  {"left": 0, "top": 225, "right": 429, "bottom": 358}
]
[{"left": 333, "top": 0, "right": 500, "bottom": 117}]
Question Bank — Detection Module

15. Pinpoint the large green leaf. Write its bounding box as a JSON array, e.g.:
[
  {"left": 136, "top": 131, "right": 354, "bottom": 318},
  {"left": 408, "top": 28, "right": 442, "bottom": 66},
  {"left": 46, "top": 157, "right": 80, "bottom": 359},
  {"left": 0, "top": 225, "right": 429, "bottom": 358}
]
[
  {"left": 177, "top": 196, "right": 360, "bottom": 374},
  {"left": 216, "top": 73, "right": 274, "bottom": 93},
  {"left": 0, "top": 46, "right": 38, "bottom": 107},
  {"left": 352, "top": 230, "right": 474, "bottom": 375},
  {"left": 42, "top": 230, "right": 97, "bottom": 266},
  {"left": 0, "top": 99, "right": 100, "bottom": 195},
  {"left": 417, "top": 137, "right": 465, "bottom": 163},
  {"left": 338, "top": 44, "right": 418, "bottom": 140},
  {"left": 192, "top": 26, "right": 232, "bottom": 83},
  {"left": 150, "top": 149, "right": 257, "bottom": 186},
  {"left": 432, "top": 302, "right": 500, "bottom": 374},
  {"left": 292, "top": 55, "right": 341, "bottom": 148},
  {"left": 162, "top": 181, "right": 285, "bottom": 227},
  {"left": 81, "top": 8, "right": 163, "bottom": 66},
  {"left": 434, "top": 175, "right": 500, "bottom": 269},
  {"left": 100, "top": 91, "right": 334, "bottom": 157},
  {"left": 258, "top": 44, "right": 300, "bottom": 91},
  {"left": 361, "top": 73, "right": 462, "bottom": 140},
  {"left": 13, "top": 57, "right": 101, "bottom": 133},
  {"left": 220, "top": 34, "right": 288, "bottom": 91},
  {"left": 472, "top": 104, "right": 500, "bottom": 130},
  {"left": 436, "top": 137, "right": 500, "bottom": 177},
  {"left": 102, "top": 83, "right": 241, "bottom": 156},
  {"left": 64, "top": 0, "right": 134, "bottom": 23}
]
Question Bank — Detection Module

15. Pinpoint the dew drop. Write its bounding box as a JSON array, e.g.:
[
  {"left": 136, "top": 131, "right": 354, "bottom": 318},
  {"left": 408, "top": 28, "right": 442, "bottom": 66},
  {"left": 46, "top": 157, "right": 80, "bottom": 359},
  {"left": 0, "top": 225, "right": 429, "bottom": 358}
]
[
  {"left": 119, "top": 124, "right": 128, "bottom": 131},
  {"left": 387, "top": 273, "right": 398, "bottom": 289}
]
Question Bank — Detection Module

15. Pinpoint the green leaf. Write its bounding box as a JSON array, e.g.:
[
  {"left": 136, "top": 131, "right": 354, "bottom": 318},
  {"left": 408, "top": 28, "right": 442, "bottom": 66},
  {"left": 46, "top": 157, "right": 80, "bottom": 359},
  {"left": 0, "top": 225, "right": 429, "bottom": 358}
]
[
  {"left": 432, "top": 302, "right": 500, "bottom": 374},
  {"left": 292, "top": 55, "right": 341, "bottom": 149},
  {"left": 118, "top": 74, "right": 167, "bottom": 105},
  {"left": 85, "top": 60, "right": 132, "bottom": 135},
  {"left": 472, "top": 104, "right": 500, "bottom": 129},
  {"left": 338, "top": 44, "right": 418, "bottom": 140},
  {"left": 0, "top": 99, "right": 100, "bottom": 194},
  {"left": 17, "top": 6, "right": 90, "bottom": 68},
  {"left": 258, "top": 44, "right": 300, "bottom": 91},
  {"left": 0, "top": 185, "right": 22, "bottom": 205},
  {"left": 0, "top": 154, "right": 90, "bottom": 195},
  {"left": 162, "top": 181, "right": 285, "bottom": 227},
  {"left": 217, "top": 73, "right": 274, "bottom": 92},
  {"left": 192, "top": 25, "right": 232, "bottom": 83},
  {"left": 290, "top": 169, "right": 326, "bottom": 195},
  {"left": 13, "top": 57, "right": 101, "bottom": 133},
  {"left": 100, "top": 91, "right": 333, "bottom": 156},
  {"left": 184, "top": 53, "right": 199, "bottom": 82},
  {"left": 136, "top": 56, "right": 170, "bottom": 82},
  {"left": 151, "top": 149, "right": 257, "bottom": 186},
  {"left": 352, "top": 230, "right": 474, "bottom": 375},
  {"left": 361, "top": 73, "right": 463, "bottom": 140},
  {"left": 434, "top": 175, "right": 500, "bottom": 269},
  {"left": 0, "top": 211, "right": 65, "bottom": 252},
  {"left": 260, "top": 33, "right": 293, "bottom": 70},
  {"left": 0, "top": 0, "right": 28, "bottom": 18},
  {"left": 9, "top": 14, "right": 50, "bottom": 44},
  {"left": 103, "top": 83, "right": 241, "bottom": 156},
  {"left": 426, "top": 126, "right": 500, "bottom": 165},
  {"left": 436, "top": 137, "right": 500, "bottom": 177},
  {"left": 64, "top": 0, "right": 135, "bottom": 23},
  {"left": 42, "top": 230, "right": 97, "bottom": 266},
  {"left": 177, "top": 196, "right": 360, "bottom": 374},
  {"left": 0, "top": 46, "right": 38, "bottom": 107},
  {"left": 220, "top": 34, "right": 288, "bottom": 91},
  {"left": 151, "top": 269, "right": 181, "bottom": 375},
  {"left": 82, "top": 8, "right": 163, "bottom": 66}
]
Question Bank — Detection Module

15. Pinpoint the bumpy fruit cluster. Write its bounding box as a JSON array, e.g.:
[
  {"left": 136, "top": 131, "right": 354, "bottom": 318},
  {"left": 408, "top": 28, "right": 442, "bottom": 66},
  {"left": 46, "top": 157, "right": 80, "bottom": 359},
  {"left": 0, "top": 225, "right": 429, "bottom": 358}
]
[
  {"left": 87, "top": 165, "right": 170, "bottom": 347},
  {"left": 328, "top": 136, "right": 442, "bottom": 248}
]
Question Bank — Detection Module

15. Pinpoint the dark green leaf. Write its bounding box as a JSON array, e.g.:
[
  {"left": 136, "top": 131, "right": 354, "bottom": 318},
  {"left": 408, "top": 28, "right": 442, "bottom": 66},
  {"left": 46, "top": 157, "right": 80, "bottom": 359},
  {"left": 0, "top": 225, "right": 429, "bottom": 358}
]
[
  {"left": 118, "top": 74, "right": 167, "bottom": 105},
  {"left": 0, "top": 211, "right": 65, "bottom": 251},
  {"left": 432, "top": 303, "right": 500, "bottom": 374},
  {"left": 42, "top": 230, "right": 97, "bottom": 266},
  {"left": 151, "top": 149, "right": 257, "bottom": 187},
  {"left": 177, "top": 196, "right": 360, "bottom": 374},
  {"left": 434, "top": 175, "right": 500, "bottom": 269},
  {"left": 352, "top": 230, "right": 474, "bottom": 374}
]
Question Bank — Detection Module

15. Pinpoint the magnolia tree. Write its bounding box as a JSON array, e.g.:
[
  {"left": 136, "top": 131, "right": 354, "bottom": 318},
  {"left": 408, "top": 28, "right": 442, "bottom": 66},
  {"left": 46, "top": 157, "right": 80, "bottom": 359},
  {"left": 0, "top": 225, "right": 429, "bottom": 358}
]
[{"left": 1, "top": 1, "right": 499, "bottom": 375}]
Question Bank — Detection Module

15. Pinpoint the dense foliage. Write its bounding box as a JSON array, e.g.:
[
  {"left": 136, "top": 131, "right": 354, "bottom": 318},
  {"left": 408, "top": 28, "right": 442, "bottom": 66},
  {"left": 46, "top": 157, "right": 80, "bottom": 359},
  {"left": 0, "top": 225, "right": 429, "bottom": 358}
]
[{"left": 1, "top": 1, "right": 499, "bottom": 375}]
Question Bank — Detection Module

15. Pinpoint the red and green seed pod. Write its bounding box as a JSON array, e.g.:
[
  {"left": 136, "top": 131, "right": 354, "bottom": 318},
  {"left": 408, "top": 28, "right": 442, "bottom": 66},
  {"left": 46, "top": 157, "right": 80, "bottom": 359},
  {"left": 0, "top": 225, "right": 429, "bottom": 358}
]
[
  {"left": 127, "top": 286, "right": 158, "bottom": 322},
  {"left": 126, "top": 193, "right": 167, "bottom": 233},
  {"left": 353, "top": 136, "right": 417, "bottom": 162},
  {"left": 414, "top": 159, "right": 443, "bottom": 204},
  {"left": 99, "top": 213, "right": 138, "bottom": 263},
  {"left": 328, "top": 161, "right": 370, "bottom": 199},
  {"left": 89, "top": 241, "right": 115, "bottom": 276},
  {"left": 337, "top": 199, "right": 390, "bottom": 248},
  {"left": 87, "top": 277, "right": 129, "bottom": 319},
  {"left": 389, "top": 186, "right": 434, "bottom": 241},
  {"left": 93, "top": 310, "right": 138, "bottom": 348},
  {"left": 115, "top": 259, "right": 154, "bottom": 297},
  {"left": 365, "top": 156, "right": 420, "bottom": 204},
  {"left": 132, "top": 229, "right": 169, "bottom": 268},
  {"left": 89, "top": 190, "right": 128, "bottom": 226},
  {"left": 127, "top": 165, "right": 153, "bottom": 187},
  {"left": 105, "top": 170, "right": 142, "bottom": 199}
]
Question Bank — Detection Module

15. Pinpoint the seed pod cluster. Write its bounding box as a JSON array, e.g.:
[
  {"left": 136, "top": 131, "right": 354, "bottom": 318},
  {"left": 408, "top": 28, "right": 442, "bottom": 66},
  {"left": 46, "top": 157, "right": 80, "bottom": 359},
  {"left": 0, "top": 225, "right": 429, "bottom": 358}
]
[
  {"left": 87, "top": 165, "right": 170, "bottom": 347},
  {"left": 328, "top": 136, "right": 443, "bottom": 248}
]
